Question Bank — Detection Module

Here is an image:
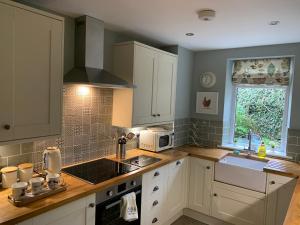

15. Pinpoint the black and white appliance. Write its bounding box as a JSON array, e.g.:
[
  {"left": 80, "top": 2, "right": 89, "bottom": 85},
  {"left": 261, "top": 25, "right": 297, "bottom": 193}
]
[
  {"left": 61, "top": 158, "right": 139, "bottom": 184},
  {"left": 95, "top": 177, "right": 142, "bottom": 225},
  {"left": 139, "top": 128, "right": 174, "bottom": 152}
]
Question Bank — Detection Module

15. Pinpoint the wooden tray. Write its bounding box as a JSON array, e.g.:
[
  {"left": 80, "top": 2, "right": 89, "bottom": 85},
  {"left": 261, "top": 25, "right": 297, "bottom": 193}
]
[{"left": 8, "top": 185, "right": 67, "bottom": 207}]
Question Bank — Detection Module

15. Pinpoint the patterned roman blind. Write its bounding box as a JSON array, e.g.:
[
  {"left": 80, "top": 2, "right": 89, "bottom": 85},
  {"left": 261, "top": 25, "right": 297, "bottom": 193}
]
[{"left": 232, "top": 57, "right": 291, "bottom": 85}]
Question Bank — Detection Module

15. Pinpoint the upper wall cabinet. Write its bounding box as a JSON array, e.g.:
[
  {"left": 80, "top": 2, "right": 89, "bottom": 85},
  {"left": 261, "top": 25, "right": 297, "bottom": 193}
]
[
  {"left": 0, "top": 0, "right": 64, "bottom": 143},
  {"left": 112, "top": 42, "right": 177, "bottom": 127}
]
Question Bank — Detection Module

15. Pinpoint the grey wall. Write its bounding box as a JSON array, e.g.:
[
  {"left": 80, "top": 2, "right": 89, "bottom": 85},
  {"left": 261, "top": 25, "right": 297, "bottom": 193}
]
[{"left": 192, "top": 43, "right": 300, "bottom": 129}]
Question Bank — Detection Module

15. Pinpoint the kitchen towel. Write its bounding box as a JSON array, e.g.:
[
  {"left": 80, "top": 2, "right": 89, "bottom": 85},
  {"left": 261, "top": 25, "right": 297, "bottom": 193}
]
[{"left": 120, "top": 192, "right": 138, "bottom": 222}]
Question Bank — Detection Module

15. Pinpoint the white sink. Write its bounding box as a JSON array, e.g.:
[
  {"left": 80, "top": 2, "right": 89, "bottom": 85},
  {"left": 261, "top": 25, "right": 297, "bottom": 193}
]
[{"left": 215, "top": 155, "right": 268, "bottom": 193}]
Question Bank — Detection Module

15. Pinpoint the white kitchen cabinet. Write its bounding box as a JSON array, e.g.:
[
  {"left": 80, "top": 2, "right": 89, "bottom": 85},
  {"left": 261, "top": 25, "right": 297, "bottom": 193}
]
[
  {"left": 212, "top": 181, "right": 266, "bottom": 225},
  {"left": 16, "top": 194, "right": 95, "bottom": 225},
  {"left": 112, "top": 41, "right": 177, "bottom": 127},
  {"left": 141, "top": 164, "right": 168, "bottom": 225},
  {"left": 0, "top": 0, "right": 63, "bottom": 143},
  {"left": 188, "top": 157, "right": 214, "bottom": 215},
  {"left": 166, "top": 158, "right": 188, "bottom": 221},
  {"left": 266, "top": 174, "right": 296, "bottom": 225},
  {"left": 141, "top": 158, "right": 188, "bottom": 225}
]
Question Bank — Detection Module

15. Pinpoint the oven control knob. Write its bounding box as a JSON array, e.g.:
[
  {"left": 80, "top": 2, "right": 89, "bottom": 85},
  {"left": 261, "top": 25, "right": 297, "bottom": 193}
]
[
  {"left": 107, "top": 190, "right": 113, "bottom": 197},
  {"left": 131, "top": 180, "right": 137, "bottom": 186}
]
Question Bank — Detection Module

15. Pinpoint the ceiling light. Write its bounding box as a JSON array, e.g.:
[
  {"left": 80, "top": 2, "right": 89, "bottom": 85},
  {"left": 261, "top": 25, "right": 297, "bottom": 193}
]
[
  {"left": 269, "top": 21, "right": 280, "bottom": 26},
  {"left": 197, "top": 9, "right": 216, "bottom": 21},
  {"left": 185, "top": 33, "right": 195, "bottom": 36}
]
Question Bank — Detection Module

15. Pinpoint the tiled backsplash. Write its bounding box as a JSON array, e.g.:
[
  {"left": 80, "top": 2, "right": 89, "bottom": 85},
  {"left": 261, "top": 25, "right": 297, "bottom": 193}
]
[
  {"left": 174, "top": 118, "right": 191, "bottom": 147},
  {"left": 0, "top": 86, "right": 138, "bottom": 171},
  {"left": 190, "top": 118, "right": 225, "bottom": 148},
  {"left": 287, "top": 129, "right": 300, "bottom": 161}
]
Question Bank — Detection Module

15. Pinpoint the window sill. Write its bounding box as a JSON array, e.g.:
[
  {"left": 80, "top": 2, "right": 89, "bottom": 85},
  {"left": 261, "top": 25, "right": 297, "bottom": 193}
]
[{"left": 218, "top": 144, "right": 292, "bottom": 160}]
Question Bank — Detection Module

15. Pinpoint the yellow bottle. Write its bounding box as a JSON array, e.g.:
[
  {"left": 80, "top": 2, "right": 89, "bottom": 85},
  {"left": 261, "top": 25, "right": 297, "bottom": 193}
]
[{"left": 257, "top": 142, "right": 267, "bottom": 158}]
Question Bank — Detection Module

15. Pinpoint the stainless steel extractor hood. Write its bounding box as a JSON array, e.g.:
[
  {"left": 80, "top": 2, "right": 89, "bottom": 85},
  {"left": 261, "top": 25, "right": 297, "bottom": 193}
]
[{"left": 64, "top": 16, "right": 132, "bottom": 88}]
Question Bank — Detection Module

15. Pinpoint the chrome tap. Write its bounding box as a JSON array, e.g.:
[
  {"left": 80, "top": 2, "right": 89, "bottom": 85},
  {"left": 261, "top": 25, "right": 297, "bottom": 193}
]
[{"left": 246, "top": 129, "right": 261, "bottom": 156}]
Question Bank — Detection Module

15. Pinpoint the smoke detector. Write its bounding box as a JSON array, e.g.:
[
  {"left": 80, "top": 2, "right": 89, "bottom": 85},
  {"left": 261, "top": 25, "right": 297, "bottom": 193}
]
[{"left": 197, "top": 9, "right": 216, "bottom": 21}]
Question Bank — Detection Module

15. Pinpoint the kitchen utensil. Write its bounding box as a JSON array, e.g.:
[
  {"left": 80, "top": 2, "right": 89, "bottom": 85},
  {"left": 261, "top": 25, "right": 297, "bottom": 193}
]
[
  {"left": 11, "top": 182, "right": 28, "bottom": 200},
  {"left": 18, "top": 163, "right": 33, "bottom": 182},
  {"left": 1, "top": 166, "right": 18, "bottom": 188},
  {"left": 43, "top": 147, "right": 62, "bottom": 175}
]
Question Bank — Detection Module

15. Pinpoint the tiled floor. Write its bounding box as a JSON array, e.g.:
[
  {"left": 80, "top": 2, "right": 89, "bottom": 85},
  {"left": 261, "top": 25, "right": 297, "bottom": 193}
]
[{"left": 171, "top": 216, "right": 208, "bottom": 225}]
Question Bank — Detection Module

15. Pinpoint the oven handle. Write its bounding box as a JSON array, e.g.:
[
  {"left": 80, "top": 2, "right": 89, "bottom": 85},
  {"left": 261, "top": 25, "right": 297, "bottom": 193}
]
[{"left": 104, "top": 190, "right": 141, "bottom": 210}]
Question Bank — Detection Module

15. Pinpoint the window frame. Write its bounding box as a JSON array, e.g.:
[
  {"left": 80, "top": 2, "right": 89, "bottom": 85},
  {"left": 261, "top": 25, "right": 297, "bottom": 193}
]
[{"left": 229, "top": 83, "right": 290, "bottom": 154}]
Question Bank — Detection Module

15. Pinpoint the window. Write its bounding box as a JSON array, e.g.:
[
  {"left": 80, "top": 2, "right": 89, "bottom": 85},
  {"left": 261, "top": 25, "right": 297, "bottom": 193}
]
[{"left": 228, "top": 57, "right": 292, "bottom": 155}]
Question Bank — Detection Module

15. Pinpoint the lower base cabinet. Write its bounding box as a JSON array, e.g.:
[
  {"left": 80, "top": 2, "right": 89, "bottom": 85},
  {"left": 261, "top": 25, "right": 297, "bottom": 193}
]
[
  {"left": 211, "top": 182, "right": 266, "bottom": 225},
  {"left": 141, "top": 158, "right": 188, "bottom": 225},
  {"left": 17, "top": 194, "right": 96, "bottom": 225},
  {"left": 266, "top": 174, "right": 296, "bottom": 225}
]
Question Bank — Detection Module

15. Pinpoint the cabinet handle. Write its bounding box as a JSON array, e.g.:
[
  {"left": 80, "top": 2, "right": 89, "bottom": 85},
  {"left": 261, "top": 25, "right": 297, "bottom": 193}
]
[
  {"left": 152, "top": 218, "right": 158, "bottom": 223},
  {"left": 206, "top": 166, "right": 210, "bottom": 170},
  {"left": 154, "top": 171, "right": 160, "bottom": 177},
  {"left": 153, "top": 200, "right": 159, "bottom": 206},
  {"left": 156, "top": 114, "right": 161, "bottom": 117},
  {"left": 213, "top": 193, "right": 217, "bottom": 197},
  {"left": 152, "top": 114, "right": 157, "bottom": 117},
  {"left": 3, "top": 124, "right": 10, "bottom": 130},
  {"left": 88, "top": 203, "right": 95, "bottom": 208},
  {"left": 176, "top": 161, "right": 181, "bottom": 166},
  {"left": 270, "top": 181, "right": 276, "bottom": 185},
  {"left": 153, "top": 186, "right": 159, "bottom": 192}
]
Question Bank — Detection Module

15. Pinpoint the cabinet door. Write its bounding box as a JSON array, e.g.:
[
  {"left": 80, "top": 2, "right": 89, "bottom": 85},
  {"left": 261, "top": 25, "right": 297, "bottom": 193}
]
[
  {"left": 266, "top": 174, "right": 296, "bottom": 225},
  {"left": 132, "top": 45, "right": 156, "bottom": 125},
  {"left": 166, "top": 158, "right": 188, "bottom": 220},
  {"left": 0, "top": 3, "right": 63, "bottom": 142},
  {"left": 188, "top": 157, "right": 214, "bottom": 215},
  {"left": 153, "top": 53, "right": 177, "bottom": 123},
  {"left": 0, "top": 3, "right": 14, "bottom": 141},
  {"left": 12, "top": 8, "right": 63, "bottom": 140},
  {"left": 212, "top": 182, "right": 266, "bottom": 225},
  {"left": 17, "top": 194, "right": 95, "bottom": 225}
]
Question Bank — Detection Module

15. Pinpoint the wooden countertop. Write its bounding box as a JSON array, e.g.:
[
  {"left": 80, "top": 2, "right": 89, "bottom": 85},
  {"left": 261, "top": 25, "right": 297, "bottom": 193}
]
[
  {"left": 1, "top": 145, "right": 300, "bottom": 225},
  {"left": 0, "top": 149, "right": 188, "bottom": 225}
]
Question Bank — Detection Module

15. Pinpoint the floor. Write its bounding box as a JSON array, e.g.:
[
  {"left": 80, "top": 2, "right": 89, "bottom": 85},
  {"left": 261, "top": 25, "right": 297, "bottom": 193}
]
[{"left": 171, "top": 216, "right": 208, "bottom": 225}]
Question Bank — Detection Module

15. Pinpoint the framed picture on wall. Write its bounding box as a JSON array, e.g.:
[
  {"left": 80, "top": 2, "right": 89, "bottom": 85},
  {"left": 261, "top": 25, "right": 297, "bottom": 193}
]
[{"left": 196, "top": 92, "right": 219, "bottom": 115}]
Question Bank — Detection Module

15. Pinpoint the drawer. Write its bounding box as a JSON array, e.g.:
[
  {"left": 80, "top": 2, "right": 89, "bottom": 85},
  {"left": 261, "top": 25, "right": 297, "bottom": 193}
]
[
  {"left": 141, "top": 212, "right": 162, "bottom": 225},
  {"left": 142, "top": 165, "right": 167, "bottom": 187},
  {"left": 142, "top": 182, "right": 164, "bottom": 204}
]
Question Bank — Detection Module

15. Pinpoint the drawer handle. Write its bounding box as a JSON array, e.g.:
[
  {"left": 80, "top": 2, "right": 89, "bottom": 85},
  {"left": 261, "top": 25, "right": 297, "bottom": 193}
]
[
  {"left": 153, "top": 186, "right": 159, "bottom": 192},
  {"left": 3, "top": 124, "right": 10, "bottom": 130},
  {"left": 176, "top": 161, "right": 181, "bottom": 166},
  {"left": 206, "top": 166, "right": 210, "bottom": 170},
  {"left": 152, "top": 200, "right": 159, "bottom": 206},
  {"left": 152, "top": 218, "right": 158, "bottom": 223},
  {"left": 270, "top": 181, "right": 276, "bottom": 185},
  {"left": 156, "top": 114, "right": 161, "bottom": 117},
  {"left": 213, "top": 193, "right": 217, "bottom": 197},
  {"left": 154, "top": 171, "right": 160, "bottom": 177},
  {"left": 152, "top": 114, "right": 157, "bottom": 117}
]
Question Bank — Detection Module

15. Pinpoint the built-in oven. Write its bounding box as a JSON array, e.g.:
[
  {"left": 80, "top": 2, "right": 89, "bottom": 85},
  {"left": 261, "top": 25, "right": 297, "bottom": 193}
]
[{"left": 95, "top": 177, "right": 142, "bottom": 225}]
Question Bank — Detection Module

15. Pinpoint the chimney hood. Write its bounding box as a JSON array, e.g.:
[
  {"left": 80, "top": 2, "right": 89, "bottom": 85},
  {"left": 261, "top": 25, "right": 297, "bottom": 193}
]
[{"left": 64, "top": 16, "right": 132, "bottom": 88}]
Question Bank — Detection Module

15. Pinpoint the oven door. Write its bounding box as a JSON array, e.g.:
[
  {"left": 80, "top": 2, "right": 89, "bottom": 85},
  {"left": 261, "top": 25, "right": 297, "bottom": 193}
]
[{"left": 96, "top": 186, "right": 141, "bottom": 225}]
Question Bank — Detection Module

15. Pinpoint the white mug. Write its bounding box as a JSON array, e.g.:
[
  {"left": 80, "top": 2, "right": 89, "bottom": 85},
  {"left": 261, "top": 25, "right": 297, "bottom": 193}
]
[
  {"left": 30, "top": 177, "right": 44, "bottom": 195},
  {"left": 46, "top": 174, "right": 61, "bottom": 190},
  {"left": 11, "top": 182, "right": 28, "bottom": 200}
]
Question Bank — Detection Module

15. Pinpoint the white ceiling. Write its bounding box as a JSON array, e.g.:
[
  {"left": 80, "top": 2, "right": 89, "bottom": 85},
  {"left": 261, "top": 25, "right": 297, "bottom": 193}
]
[{"left": 27, "top": 0, "right": 300, "bottom": 50}]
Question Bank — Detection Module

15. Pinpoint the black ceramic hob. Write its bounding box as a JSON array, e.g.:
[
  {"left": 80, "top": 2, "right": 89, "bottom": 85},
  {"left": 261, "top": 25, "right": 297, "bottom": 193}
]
[{"left": 62, "top": 158, "right": 140, "bottom": 184}]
